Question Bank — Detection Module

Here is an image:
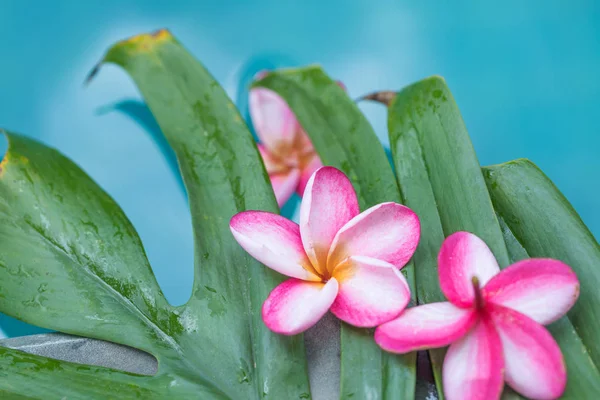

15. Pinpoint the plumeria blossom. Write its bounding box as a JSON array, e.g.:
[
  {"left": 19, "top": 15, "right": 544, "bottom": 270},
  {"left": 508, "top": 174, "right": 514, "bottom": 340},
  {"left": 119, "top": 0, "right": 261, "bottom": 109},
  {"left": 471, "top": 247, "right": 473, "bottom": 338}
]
[
  {"left": 375, "top": 231, "right": 580, "bottom": 400},
  {"left": 230, "top": 166, "right": 420, "bottom": 335},
  {"left": 249, "top": 73, "right": 323, "bottom": 206}
]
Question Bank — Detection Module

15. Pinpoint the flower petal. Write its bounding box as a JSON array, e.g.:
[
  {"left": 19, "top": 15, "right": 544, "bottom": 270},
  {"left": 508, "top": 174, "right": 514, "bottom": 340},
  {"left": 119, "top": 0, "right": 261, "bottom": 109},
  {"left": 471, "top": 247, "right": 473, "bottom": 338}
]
[
  {"left": 300, "top": 167, "right": 359, "bottom": 276},
  {"left": 257, "top": 144, "right": 287, "bottom": 175},
  {"left": 297, "top": 154, "right": 323, "bottom": 197},
  {"left": 230, "top": 211, "right": 320, "bottom": 280},
  {"left": 262, "top": 278, "right": 338, "bottom": 335},
  {"left": 328, "top": 203, "right": 420, "bottom": 271},
  {"left": 249, "top": 87, "right": 298, "bottom": 154},
  {"left": 483, "top": 258, "right": 579, "bottom": 325},
  {"left": 270, "top": 169, "right": 301, "bottom": 207},
  {"left": 295, "top": 127, "right": 315, "bottom": 155},
  {"left": 329, "top": 256, "right": 410, "bottom": 327},
  {"left": 442, "top": 316, "right": 504, "bottom": 400},
  {"left": 375, "top": 302, "right": 478, "bottom": 353},
  {"left": 438, "top": 231, "right": 500, "bottom": 308},
  {"left": 490, "top": 305, "right": 566, "bottom": 399}
]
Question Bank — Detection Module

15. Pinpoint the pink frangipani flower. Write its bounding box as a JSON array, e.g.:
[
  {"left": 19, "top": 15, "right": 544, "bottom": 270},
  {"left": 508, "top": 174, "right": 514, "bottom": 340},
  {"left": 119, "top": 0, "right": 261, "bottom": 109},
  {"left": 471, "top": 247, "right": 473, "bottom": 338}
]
[
  {"left": 250, "top": 78, "right": 322, "bottom": 206},
  {"left": 230, "top": 166, "right": 421, "bottom": 335},
  {"left": 375, "top": 231, "right": 580, "bottom": 400}
]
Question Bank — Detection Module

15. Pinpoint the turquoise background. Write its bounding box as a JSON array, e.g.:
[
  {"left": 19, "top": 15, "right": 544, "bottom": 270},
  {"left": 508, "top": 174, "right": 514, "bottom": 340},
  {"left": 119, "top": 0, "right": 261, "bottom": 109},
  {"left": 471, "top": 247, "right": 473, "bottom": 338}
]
[{"left": 1, "top": 0, "right": 598, "bottom": 338}]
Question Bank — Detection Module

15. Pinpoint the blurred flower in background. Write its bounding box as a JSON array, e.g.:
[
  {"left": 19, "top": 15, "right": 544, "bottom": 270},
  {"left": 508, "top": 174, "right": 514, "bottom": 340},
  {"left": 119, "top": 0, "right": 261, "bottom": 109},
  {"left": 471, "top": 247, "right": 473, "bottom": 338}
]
[
  {"left": 249, "top": 72, "right": 323, "bottom": 206},
  {"left": 250, "top": 73, "right": 352, "bottom": 207}
]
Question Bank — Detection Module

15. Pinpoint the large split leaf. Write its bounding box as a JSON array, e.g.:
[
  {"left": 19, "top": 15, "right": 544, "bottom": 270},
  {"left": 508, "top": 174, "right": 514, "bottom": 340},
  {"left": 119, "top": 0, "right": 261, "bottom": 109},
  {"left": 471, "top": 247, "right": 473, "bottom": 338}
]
[
  {"left": 0, "top": 29, "right": 311, "bottom": 399},
  {"left": 255, "top": 67, "right": 417, "bottom": 399},
  {"left": 0, "top": 132, "right": 219, "bottom": 398},
  {"left": 485, "top": 160, "right": 600, "bottom": 398}
]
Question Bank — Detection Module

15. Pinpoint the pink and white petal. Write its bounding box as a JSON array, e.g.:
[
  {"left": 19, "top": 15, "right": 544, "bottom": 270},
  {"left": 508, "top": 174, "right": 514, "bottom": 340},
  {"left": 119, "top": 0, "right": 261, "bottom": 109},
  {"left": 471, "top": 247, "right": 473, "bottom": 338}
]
[
  {"left": 270, "top": 168, "right": 301, "bottom": 207},
  {"left": 262, "top": 278, "right": 338, "bottom": 335},
  {"left": 375, "top": 302, "right": 478, "bottom": 354},
  {"left": 295, "top": 128, "right": 315, "bottom": 155},
  {"left": 297, "top": 155, "right": 323, "bottom": 197},
  {"left": 249, "top": 87, "right": 298, "bottom": 154},
  {"left": 443, "top": 316, "right": 504, "bottom": 400},
  {"left": 483, "top": 258, "right": 579, "bottom": 325},
  {"left": 328, "top": 203, "right": 420, "bottom": 271},
  {"left": 230, "top": 211, "right": 320, "bottom": 281},
  {"left": 257, "top": 144, "right": 287, "bottom": 175},
  {"left": 299, "top": 167, "right": 359, "bottom": 275},
  {"left": 438, "top": 232, "right": 501, "bottom": 308},
  {"left": 489, "top": 305, "right": 566, "bottom": 399},
  {"left": 329, "top": 256, "right": 411, "bottom": 327}
]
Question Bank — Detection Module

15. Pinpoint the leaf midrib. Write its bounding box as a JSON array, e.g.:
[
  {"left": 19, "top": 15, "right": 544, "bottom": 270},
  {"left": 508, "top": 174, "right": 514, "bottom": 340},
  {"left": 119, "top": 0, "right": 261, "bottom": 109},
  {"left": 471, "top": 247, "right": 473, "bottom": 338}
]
[
  {"left": 23, "top": 219, "right": 184, "bottom": 359},
  {"left": 22, "top": 218, "right": 234, "bottom": 396}
]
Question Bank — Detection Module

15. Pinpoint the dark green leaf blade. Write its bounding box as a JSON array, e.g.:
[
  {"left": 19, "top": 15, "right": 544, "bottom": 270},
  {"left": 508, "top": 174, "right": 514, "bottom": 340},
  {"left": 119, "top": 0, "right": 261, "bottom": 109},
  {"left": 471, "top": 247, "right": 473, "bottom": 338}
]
[
  {"left": 497, "top": 214, "right": 600, "bottom": 398},
  {"left": 387, "top": 76, "right": 512, "bottom": 399},
  {"left": 100, "top": 30, "right": 310, "bottom": 398},
  {"left": 255, "top": 66, "right": 416, "bottom": 399},
  {"left": 388, "top": 76, "right": 600, "bottom": 399},
  {"left": 484, "top": 159, "right": 600, "bottom": 397}
]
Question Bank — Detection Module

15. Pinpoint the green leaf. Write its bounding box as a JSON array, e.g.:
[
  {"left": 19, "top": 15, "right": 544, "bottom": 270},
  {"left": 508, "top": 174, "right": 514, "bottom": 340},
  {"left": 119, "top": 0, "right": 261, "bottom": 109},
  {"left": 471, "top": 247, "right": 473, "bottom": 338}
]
[
  {"left": 0, "top": 345, "right": 201, "bottom": 399},
  {"left": 255, "top": 66, "right": 416, "bottom": 399},
  {"left": 101, "top": 29, "right": 310, "bottom": 398},
  {"left": 387, "top": 76, "right": 600, "bottom": 399},
  {"left": 386, "top": 76, "right": 513, "bottom": 398},
  {"left": 0, "top": 132, "right": 219, "bottom": 398},
  {"left": 485, "top": 160, "right": 600, "bottom": 398},
  {"left": 0, "top": 29, "right": 310, "bottom": 399}
]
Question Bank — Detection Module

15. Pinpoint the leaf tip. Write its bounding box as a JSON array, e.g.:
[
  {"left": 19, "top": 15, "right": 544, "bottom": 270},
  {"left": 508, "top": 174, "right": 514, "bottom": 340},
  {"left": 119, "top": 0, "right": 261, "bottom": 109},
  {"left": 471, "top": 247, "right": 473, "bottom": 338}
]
[
  {"left": 114, "top": 28, "right": 174, "bottom": 52},
  {"left": 419, "top": 75, "right": 449, "bottom": 93},
  {"left": 428, "top": 74, "right": 447, "bottom": 84},
  {"left": 486, "top": 158, "right": 535, "bottom": 172},
  {"left": 84, "top": 63, "right": 101, "bottom": 86},
  {"left": 86, "top": 28, "right": 175, "bottom": 86},
  {"left": 358, "top": 91, "right": 397, "bottom": 106}
]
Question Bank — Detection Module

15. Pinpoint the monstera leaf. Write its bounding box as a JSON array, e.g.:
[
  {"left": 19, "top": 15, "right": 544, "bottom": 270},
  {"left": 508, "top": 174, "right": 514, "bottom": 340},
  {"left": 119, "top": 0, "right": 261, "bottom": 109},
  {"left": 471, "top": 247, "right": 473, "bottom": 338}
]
[
  {"left": 0, "top": 30, "right": 311, "bottom": 399},
  {"left": 384, "top": 77, "right": 600, "bottom": 399},
  {"left": 254, "top": 67, "right": 418, "bottom": 399}
]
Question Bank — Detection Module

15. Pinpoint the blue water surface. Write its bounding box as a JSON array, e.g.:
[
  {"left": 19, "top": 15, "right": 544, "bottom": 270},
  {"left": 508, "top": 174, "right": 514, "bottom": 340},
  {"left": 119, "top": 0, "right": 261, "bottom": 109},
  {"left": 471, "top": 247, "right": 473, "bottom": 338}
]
[{"left": 1, "top": 0, "right": 598, "bottom": 338}]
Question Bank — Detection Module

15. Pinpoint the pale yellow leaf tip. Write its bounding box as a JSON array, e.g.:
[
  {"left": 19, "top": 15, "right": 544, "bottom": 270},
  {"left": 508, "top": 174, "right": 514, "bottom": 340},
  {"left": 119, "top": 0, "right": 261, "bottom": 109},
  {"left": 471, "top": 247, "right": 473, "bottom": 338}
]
[
  {"left": 125, "top": 28, "right": 172, "bottom": 44},
  {"left": 114, "top": 28, "right": 174, "bottom": 52},
  {"left": 0, "top": 129, "right": 7, "bottom": 172},
  {"left": 86, "top": 28, "right": 175, "bottom": 85}
]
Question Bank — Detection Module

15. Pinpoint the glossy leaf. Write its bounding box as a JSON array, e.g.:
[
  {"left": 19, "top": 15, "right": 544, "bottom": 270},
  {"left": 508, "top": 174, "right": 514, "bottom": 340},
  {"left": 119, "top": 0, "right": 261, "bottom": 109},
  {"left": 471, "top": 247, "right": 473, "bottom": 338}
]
[
  {"left": 387, "top": 76, "right": 600, "bottom": 399},
  {"left": 387, "top": 76, "right": 511, "bottom": 399},
  {"left": 0, "top": 29, "right": 310, "bottom": 399},
  {"left": 255, "top": 67, "right": 417, "bottom": 399},
  {"left": 0, "top": 132, "right": 219, "bottom": 398},
  {"left": 485, "top": 160, "right": 600, "bottom": 397}
]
